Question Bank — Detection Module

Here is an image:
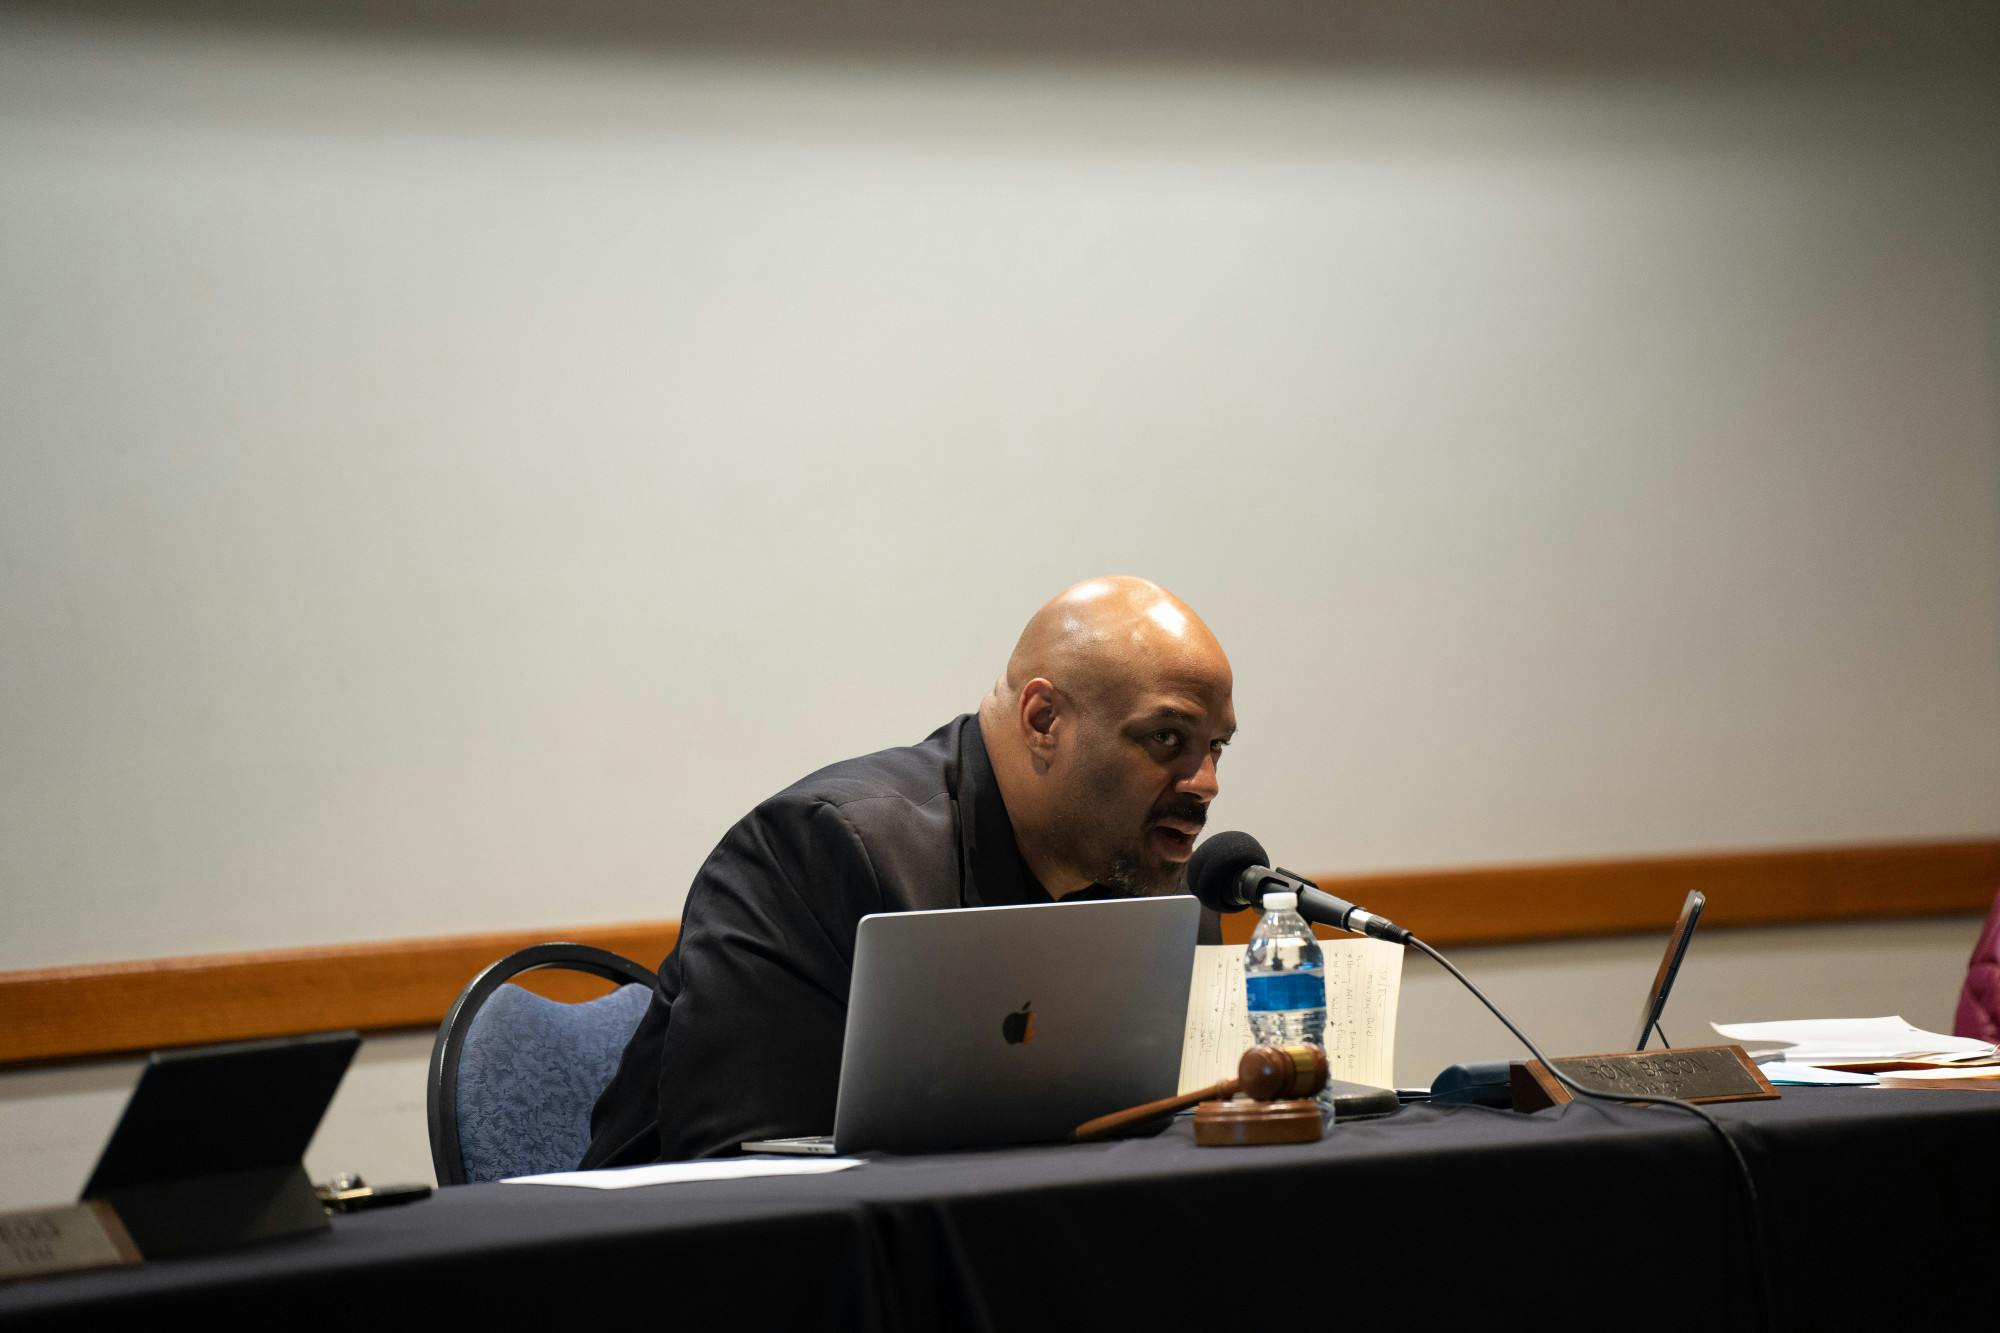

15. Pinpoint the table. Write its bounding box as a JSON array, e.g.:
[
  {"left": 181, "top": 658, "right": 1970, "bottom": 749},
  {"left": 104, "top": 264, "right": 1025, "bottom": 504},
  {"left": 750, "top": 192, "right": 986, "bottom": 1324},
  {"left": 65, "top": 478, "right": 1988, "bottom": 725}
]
[{"left": 4, "top": 1088, "right": 1996, "bottom": 1329}]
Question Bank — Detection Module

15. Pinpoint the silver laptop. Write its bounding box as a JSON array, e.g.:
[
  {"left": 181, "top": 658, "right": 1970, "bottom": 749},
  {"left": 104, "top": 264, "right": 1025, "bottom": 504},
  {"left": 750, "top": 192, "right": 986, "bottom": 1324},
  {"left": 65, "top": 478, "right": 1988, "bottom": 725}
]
[{"left": 745, "top": 895, "right": 1200, "bottom": 1155}]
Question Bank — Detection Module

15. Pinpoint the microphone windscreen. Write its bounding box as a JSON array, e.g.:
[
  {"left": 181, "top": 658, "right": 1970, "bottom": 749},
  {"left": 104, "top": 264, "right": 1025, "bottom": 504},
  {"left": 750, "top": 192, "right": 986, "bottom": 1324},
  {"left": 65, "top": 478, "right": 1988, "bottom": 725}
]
[{"left": 1187, "top": 831, "right": 1270, "bottom": 913}]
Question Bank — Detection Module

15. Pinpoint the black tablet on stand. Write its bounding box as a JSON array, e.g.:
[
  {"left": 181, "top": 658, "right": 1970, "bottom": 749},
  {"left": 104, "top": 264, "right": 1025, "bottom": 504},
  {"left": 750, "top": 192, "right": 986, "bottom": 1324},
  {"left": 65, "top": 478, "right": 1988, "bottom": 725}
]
[
  {"left": 1633, "top": 890, "right": 1705, "bottom": 1052},
  {"left": 81, "top": 1031, "right": 359, "bottom": 1259},
  {"left": 1431, "top": 889, "right": 1708, "bottom": 1106}
]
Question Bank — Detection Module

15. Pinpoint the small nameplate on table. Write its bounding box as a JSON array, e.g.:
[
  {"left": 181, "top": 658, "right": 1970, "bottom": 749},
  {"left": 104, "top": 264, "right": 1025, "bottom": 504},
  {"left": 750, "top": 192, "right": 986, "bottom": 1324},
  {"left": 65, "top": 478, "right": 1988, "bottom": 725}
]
[
  {"left": 0, "top": 1202, "right": 141, "bottom": 1284},
  {"left": 1510, "top": 1043, "right": 1778, "bottom": 1111}
]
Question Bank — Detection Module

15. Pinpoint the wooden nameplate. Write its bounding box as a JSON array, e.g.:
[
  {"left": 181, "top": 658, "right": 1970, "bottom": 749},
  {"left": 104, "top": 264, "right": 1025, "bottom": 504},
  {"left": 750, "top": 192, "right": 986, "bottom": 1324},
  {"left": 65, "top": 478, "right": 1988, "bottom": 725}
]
[
  {"left": 1193, "top": 1097, "right": 1323, "bottom": 1146},
  {"left": 1510, "top": 1043, "right": 1778, "bottom": 1111}
]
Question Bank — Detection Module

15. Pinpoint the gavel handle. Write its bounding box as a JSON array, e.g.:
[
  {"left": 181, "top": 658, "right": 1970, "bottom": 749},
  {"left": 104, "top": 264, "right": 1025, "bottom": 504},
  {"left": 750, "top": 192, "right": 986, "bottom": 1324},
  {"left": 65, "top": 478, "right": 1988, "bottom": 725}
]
[{"left": 1072, "top": 1077, "right": 1240, "bottom": 1142}]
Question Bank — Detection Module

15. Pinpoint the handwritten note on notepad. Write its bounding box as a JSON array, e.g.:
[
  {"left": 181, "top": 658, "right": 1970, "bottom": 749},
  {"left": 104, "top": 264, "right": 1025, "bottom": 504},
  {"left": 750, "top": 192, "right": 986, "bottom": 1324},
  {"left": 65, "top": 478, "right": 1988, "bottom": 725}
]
[{"left": 1178, "top": 941, "right": 1403, "bottom": 1093}]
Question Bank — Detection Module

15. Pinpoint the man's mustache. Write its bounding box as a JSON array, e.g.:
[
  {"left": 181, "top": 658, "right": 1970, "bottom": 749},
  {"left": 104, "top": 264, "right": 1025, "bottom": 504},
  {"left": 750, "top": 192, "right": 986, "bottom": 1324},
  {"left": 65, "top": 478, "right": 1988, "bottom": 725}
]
[{"left": 1150, "top": 797, "right": 1208, "bottom": 828}]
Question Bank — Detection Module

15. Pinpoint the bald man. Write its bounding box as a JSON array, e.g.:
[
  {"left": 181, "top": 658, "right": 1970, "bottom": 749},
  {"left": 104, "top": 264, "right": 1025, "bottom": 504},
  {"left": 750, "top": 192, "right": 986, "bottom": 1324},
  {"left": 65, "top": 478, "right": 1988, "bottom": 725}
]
[{"left": 582, "top": 577, "right": 1236, "bottom": 1164}]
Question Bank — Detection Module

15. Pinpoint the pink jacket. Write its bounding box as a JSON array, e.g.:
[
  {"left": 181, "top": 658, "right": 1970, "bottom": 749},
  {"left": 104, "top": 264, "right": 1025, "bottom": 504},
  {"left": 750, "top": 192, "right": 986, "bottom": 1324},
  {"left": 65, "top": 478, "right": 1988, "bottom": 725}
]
[{"left": 1954, "top": 889, "right": 2000, "bottom": 1042}]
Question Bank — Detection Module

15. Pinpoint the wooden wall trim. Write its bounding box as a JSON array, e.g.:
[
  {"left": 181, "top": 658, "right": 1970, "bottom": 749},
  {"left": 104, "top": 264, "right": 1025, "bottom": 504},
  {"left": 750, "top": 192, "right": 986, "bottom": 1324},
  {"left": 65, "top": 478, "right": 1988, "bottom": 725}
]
[
  {"left": 1216, "top": 838, "right": 2000, "bottom": 947},
  {"left": 0, "top": 923, "right": 680, "bottom": 1069},
  {"left": 3, "top": 838, "right": 1995, "bottom": 1068}
]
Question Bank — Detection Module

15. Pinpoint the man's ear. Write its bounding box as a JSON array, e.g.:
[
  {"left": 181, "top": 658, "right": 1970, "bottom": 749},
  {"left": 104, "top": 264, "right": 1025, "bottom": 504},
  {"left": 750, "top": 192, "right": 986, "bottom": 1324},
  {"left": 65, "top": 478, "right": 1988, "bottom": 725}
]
[{"left": 1017, "top": 678, "right": 1062, "bottom": 763}]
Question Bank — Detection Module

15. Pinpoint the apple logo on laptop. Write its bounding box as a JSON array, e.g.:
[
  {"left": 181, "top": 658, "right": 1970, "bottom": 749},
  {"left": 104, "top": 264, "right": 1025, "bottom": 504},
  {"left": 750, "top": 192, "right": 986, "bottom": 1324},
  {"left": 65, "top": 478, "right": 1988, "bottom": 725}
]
[{"left": 1002, "top": 1001, "right": 1036, "bottom": 1045}]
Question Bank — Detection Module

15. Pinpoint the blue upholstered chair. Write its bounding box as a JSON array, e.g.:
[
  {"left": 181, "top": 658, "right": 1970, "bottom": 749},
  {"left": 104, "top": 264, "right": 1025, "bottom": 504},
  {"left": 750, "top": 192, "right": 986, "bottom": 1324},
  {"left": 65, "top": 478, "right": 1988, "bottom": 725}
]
[{"left": 427, "top": 943, "right": 657, "bottom": 1185}]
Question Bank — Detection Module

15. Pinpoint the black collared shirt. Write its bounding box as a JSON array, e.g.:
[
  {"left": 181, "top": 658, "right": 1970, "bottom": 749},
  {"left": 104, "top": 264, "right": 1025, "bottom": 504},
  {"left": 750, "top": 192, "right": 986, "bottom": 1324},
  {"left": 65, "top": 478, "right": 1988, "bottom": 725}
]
[
  {"left": 583, "top": 714, "right": 1214, "bottom": 1165},
  {"left": 954, "top": 710, "right": 1051, "bottom": 907}
]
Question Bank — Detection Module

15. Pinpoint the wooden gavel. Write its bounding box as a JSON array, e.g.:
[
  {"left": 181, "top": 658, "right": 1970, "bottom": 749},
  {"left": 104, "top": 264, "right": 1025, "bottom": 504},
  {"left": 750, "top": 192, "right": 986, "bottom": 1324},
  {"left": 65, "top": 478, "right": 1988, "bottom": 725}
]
[{"left": 1072, "top": 1043, "right": 1330, "bottom": 1142}]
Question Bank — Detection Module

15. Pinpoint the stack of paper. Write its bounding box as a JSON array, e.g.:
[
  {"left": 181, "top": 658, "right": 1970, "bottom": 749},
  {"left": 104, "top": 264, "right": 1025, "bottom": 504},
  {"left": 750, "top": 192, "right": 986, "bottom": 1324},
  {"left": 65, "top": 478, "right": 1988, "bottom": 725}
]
[{"left": 1709, "top": 1016, "right": 1998, "bottom": 1067}]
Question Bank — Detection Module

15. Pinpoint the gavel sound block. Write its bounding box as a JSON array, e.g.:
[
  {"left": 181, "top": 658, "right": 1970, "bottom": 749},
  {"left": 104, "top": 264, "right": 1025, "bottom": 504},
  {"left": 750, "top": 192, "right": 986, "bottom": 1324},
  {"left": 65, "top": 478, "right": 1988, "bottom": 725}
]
[{"left": 1073, "top": 1043, "right": 1329, "bottom": 1147}]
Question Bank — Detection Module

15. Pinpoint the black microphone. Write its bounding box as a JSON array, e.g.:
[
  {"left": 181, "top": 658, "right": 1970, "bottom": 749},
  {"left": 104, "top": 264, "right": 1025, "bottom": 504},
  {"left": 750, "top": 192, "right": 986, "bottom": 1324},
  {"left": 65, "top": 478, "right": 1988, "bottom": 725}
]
[{"left": 1188, "top": 831, "right": 1411, "bottom": 945}]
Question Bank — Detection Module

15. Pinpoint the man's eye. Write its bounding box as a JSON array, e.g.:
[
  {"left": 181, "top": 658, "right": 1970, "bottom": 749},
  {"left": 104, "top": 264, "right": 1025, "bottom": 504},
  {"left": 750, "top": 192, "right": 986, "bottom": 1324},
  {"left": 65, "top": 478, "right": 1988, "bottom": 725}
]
[{"left": 1150, "top": 730, "right": 1184, "bottom": 749}]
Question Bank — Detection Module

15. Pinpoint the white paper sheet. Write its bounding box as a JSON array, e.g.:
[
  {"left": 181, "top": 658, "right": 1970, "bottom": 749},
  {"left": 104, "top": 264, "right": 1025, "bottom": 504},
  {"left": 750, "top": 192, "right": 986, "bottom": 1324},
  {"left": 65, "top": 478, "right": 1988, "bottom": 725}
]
[
  {"left": 1759, "top": 1063, "right": 1879, "bottom": 1087},
  {"left": 1710, "top": 1015, "right": 1997, "bottom": 1066},
  {"left": 503, "top": 1157, "right": 864, "bottom": 1189},
  {"left": 1178, "top": 940, "right": 1403, "bottom": 1093}
]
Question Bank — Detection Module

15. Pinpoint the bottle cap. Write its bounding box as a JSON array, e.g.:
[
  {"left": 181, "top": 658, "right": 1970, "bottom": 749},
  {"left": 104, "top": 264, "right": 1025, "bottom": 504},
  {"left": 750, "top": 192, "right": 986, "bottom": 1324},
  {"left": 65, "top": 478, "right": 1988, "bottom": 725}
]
[{"left": 1261, "top": 890, "right": 1298, "bottom": 910}]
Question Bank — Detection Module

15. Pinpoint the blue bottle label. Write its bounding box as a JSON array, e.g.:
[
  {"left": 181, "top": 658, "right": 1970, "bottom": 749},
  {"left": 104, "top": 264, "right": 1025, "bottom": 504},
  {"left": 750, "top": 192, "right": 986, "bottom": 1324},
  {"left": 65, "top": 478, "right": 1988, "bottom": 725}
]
[{"left": 1245, "top": 972, "right": 1326, "bottom": 1013}]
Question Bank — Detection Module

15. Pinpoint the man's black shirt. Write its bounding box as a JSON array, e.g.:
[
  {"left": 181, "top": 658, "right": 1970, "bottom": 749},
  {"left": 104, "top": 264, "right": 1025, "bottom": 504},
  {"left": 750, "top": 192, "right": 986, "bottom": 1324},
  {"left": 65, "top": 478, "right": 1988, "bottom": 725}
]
[{"left": 582, "top": 714, "right": 1217, "bottom": 1165}]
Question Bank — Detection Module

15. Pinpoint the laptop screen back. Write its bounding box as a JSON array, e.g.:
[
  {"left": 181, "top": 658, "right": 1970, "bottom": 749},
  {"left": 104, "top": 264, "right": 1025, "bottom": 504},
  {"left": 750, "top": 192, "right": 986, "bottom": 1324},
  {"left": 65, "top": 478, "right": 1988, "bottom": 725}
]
[{"left": 835, "top": 895, "right": 1200, "bottom": 1153}]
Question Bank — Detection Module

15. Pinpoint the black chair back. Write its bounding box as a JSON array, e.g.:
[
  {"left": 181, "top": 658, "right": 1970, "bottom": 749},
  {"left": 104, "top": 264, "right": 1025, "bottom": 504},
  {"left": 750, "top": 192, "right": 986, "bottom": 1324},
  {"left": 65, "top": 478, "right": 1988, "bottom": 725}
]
[{"left": 427, "top": 943, "right": 657, "bottom": 1185}]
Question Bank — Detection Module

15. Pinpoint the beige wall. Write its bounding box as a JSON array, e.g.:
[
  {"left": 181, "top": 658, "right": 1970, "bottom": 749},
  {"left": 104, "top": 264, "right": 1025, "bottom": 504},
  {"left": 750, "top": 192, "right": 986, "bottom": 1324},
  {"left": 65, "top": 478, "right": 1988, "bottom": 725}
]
[{"left": 1, "top": 4, "right": 1995, "bottom": 1205}]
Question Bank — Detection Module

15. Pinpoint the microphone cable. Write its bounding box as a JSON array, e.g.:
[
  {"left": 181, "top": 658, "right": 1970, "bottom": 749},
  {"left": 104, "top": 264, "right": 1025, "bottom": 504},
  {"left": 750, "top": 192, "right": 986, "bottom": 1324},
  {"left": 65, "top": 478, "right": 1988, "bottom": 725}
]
[{"left": 1407, "top": 934, "right": 1775, "bottom": 1333}]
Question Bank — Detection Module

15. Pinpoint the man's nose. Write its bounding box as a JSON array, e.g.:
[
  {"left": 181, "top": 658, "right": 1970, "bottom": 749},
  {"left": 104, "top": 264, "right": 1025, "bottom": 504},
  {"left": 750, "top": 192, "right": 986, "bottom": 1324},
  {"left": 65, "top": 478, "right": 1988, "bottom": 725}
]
[{"left": 1179, "top": 751, "right": 1220, "bottom": 802}]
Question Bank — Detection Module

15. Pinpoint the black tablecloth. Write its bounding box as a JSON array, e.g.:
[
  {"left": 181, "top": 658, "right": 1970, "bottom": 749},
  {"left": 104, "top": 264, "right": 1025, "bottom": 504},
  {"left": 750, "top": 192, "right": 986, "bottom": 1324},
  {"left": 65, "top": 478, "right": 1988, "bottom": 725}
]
[{"left": 5, "top": 1088, "right": 1996, "bottom": 1329}]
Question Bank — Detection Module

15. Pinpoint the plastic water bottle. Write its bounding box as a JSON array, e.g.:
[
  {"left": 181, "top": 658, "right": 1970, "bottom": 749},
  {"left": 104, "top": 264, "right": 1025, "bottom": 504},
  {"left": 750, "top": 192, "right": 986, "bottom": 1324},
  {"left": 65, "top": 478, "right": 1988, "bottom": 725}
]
[{"left": 1244, "top": 890, "right": 1327, "bottom": 1049}]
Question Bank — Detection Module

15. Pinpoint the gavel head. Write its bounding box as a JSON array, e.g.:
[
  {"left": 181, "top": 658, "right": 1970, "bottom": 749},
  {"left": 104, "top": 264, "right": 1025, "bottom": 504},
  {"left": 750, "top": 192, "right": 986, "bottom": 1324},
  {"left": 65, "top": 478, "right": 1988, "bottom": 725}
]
[{"left": 1237, "top": 1043, "right": 1330, "bottom": 1100}]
